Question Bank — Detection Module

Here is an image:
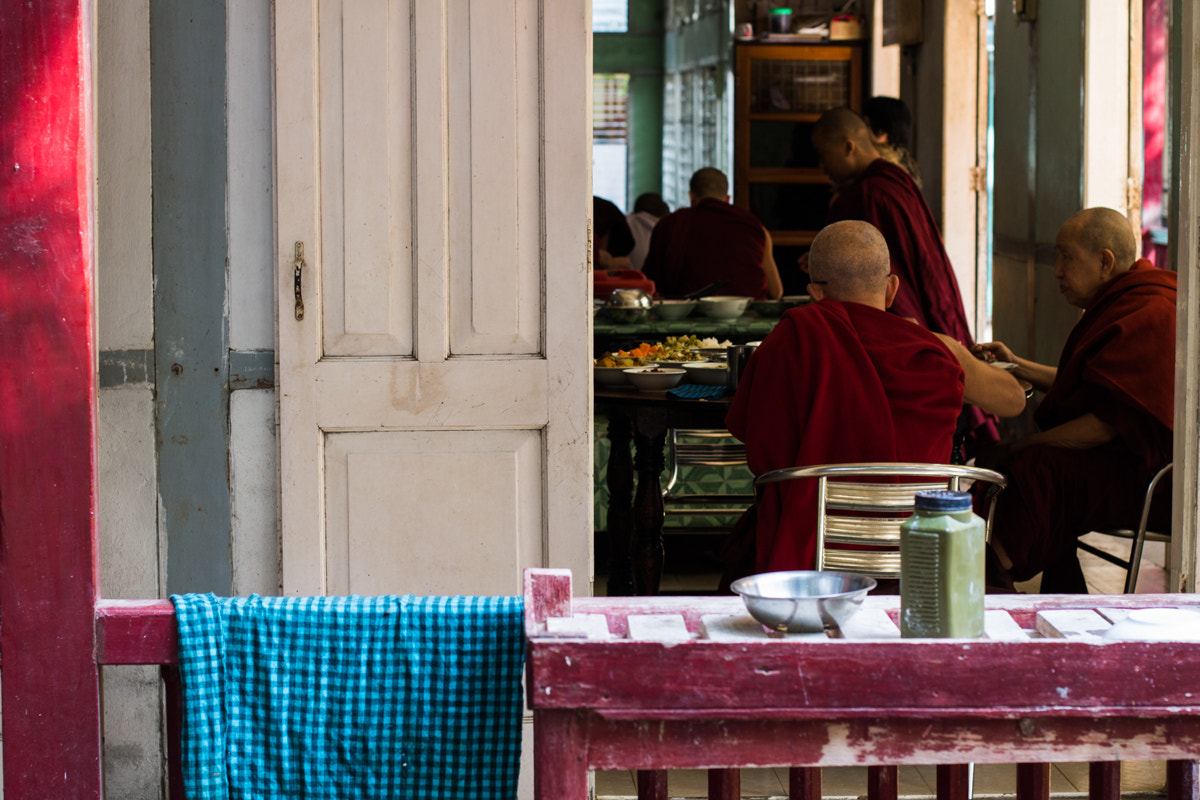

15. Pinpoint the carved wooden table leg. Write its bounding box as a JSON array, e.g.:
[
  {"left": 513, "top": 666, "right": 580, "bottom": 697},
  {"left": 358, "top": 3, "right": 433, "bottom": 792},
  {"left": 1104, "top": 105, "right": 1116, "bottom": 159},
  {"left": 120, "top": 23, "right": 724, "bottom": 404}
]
[
  {"left": 631, "top": 406, "right": 668, "bottom": 595},
  {"left": 605, "top": 412, "right": 636, "bottom": 596}
]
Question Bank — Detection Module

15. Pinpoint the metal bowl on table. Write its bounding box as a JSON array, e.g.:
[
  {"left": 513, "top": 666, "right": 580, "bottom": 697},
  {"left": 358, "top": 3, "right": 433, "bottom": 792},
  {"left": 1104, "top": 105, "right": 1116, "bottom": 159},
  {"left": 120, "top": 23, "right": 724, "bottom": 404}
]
[
  {"left": 730, "top": 570, "right": 877, "bottom": 633},
  {"left": 603, "top": 288, "right": 652, "bottom": 323}
]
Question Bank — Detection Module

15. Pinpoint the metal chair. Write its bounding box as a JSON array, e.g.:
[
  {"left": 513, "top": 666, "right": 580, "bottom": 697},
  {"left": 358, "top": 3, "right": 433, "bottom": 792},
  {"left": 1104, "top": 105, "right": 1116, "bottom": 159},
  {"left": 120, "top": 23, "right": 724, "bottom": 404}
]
[
  {"left": 753, "top": 462, "right": 1008, "bottom": 580},
  {"left": 661, "top": 429, "right": 755, "bottom": 533},
  {"left": 1077, "top": 462, "right": 1173, "bottom": 593}
]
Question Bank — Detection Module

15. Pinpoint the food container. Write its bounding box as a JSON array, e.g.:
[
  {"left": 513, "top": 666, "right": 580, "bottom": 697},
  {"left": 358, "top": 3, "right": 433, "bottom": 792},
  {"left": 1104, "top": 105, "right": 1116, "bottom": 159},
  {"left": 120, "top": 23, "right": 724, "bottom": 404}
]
[
  {"left": 731, "top": 570, "right": 876, "bottom": 633},
  {"left": 697, "top": 296, "right": 751, "bottom": 320},
  {"left": 900, "top": 490, "right": 986, "bottom": 638},
  {"left": 684, "top": 362, "right": 729, "bottom": 385},
  {"left": 623, "top": 366, "right": 686, "bottom": 392},
  {"left": 769, "top": 7, "right": 792, "bottom": 34},
  {"left": 653, "top": 299, "right": 698, "bottom": 321}
]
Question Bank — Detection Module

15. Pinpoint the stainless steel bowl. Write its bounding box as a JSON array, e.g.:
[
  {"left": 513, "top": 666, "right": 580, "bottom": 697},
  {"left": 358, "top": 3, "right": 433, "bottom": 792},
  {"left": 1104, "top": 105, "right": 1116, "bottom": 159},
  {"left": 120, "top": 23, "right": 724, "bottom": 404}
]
[
  {"left": 607, "top": 288, "right": 652, "bottom": 309},
  {"left": 730, "top": 571, "right": 877, "bottom": 633},
  {"left": 602, "top": 305, "right": 650, "bottom": 324}
]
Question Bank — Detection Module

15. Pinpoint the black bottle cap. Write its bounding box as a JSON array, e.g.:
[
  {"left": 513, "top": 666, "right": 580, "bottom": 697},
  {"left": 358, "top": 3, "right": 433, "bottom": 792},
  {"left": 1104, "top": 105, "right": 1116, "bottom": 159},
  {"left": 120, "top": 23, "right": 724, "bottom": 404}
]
[{"left": 913, "top": 490, "right": 972, "bottom": 512}]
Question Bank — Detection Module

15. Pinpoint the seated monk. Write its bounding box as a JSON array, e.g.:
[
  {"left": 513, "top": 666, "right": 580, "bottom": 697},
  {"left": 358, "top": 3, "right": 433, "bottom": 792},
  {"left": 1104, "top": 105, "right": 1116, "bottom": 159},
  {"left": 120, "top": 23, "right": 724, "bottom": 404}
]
[
  {"left": 975, "top": 208, "right": 1177, "bottom": 594},
  {"left": 594, "top": 195, "right": 635, "bottom": 271},
  {"left": 642, "top": 167, "right": 783, "bottom": 300},
  {"left": 812, "top": 106, "right": 996, "bottom": 457},
  {"left": 722, "top": 220, "right": 1023, "bottom": 581}
]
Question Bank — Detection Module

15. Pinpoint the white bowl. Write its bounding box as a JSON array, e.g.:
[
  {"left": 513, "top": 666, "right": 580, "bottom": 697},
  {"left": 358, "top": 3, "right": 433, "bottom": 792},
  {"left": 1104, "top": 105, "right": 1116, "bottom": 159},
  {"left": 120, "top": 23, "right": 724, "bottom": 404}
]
[
  {"left": 594, "top": 366, "right": 631, "bottom": 387},
  {"left": 653, "top": 300, "right": 698, "bottom": 321},
  {"left": 731, "top": 570, "right": 877, "bottom": 633},
  {"left": 623, "top": 366, "right": 686, "bottom": 392},
  {"left": 684, "top": 362, "right": 729, "bottom": 385},
  {"left": 698, "top": 295, "right": 752, "bottom": 320}
]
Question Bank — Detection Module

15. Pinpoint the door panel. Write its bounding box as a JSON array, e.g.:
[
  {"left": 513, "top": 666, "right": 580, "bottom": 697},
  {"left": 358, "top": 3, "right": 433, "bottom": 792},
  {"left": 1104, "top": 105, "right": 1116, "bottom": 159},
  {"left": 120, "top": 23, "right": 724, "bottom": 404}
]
[
  {"left": 276, "top": 0, "right": 591, "bottom": 597},
  {"left": 324, "top": 430, "right": 543, "bottom": 596},
  {"left": 319, "top": 0, "right": 415, "bottom": 358},
  {"left": 448, "top": 0, "right": 542, "bottom": 354}
]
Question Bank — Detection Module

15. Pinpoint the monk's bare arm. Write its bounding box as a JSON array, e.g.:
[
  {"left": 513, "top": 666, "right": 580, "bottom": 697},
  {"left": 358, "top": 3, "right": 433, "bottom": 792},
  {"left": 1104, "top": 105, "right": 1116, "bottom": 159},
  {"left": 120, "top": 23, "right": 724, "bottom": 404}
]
[
  {"left": 761, "top": 228, "right": 784, "bottom": 300},
  {"left": 935, "top": 335, "right": 1026, "bottom": 417},
  {"left": 971, "top": 341, "right": 1057, "bottom": 393}
]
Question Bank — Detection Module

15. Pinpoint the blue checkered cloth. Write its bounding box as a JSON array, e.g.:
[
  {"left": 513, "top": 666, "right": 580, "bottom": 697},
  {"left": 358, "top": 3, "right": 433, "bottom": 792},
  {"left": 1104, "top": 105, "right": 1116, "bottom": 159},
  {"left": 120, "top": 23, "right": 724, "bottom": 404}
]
[
  {"left": 171, "top": 593, "right": 525, "bottom": 800},
  {"left": 668, "top": 383, "right": 729, "bottom": 400}
]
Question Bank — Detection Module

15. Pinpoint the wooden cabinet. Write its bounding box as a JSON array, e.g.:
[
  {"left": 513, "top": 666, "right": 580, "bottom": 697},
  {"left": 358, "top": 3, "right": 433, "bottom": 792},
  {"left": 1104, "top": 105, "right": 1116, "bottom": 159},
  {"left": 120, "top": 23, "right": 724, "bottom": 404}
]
[{"left": 733, "top": 42, "right": 864, "bottom": 290}]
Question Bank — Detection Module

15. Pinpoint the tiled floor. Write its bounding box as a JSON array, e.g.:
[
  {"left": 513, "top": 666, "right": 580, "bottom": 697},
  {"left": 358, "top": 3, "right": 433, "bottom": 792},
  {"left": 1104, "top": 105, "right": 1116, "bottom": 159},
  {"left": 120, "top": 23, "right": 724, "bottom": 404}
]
[{"left": 593, "top": 534, "right": 1171, "bottom": 798}]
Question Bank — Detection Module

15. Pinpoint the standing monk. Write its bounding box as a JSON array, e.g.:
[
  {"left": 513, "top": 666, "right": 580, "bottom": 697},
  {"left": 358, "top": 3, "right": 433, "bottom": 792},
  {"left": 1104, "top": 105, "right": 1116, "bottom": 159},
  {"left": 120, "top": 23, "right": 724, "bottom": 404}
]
[
  {"left": 811, "top": 107, "right": 972, "bottom": 347},
  {"left": 642, "top": 167, "right": 783, "bottom": 300},
  {"left": 976, "top": 208, "right": 1177, "bottom": 593}
]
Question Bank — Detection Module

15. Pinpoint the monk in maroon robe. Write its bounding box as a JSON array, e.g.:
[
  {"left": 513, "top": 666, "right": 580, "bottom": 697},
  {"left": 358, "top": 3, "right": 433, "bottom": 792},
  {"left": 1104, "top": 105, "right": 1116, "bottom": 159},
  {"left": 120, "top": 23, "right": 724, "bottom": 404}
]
[
  {"left": 976, "top": 208, "right": 1177, "bottom": 593},
  {"left": 642, "top": 167, "right": 783, "bottom": 300},
  {"left": 811, "top": 108, "right": 995, "bottom": 457},
  {"left": 724, "top": 221, "right": 965, "bottom": 576}
]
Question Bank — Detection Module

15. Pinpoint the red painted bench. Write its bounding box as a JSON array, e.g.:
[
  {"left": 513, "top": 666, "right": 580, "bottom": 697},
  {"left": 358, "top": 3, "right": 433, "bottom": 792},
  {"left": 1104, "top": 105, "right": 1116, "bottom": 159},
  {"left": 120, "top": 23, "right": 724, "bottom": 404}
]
[{"left": 524, "top": 568, "right": 1200, "bottom": 800}]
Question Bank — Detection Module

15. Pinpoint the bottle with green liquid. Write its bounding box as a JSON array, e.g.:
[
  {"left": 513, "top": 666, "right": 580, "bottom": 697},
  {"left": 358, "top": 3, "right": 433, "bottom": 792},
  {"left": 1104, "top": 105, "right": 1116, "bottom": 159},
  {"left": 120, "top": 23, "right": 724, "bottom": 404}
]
[{"left": 900, "top": 489, "right": 985, "bottom": 638}]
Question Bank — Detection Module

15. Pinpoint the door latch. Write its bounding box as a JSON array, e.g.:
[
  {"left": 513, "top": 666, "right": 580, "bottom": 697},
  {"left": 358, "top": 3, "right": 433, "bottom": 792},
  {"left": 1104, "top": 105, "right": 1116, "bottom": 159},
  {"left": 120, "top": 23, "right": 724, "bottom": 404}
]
[{"left": 293, "top": 241, "right": 306, "bottom": 321}]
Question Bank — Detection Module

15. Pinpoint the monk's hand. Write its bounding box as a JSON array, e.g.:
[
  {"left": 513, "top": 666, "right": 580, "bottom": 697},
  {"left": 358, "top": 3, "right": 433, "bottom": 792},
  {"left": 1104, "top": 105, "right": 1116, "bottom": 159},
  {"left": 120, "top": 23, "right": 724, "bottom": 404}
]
[{"left": 972, "top": 341, "right": 1015, "bottom": 364}]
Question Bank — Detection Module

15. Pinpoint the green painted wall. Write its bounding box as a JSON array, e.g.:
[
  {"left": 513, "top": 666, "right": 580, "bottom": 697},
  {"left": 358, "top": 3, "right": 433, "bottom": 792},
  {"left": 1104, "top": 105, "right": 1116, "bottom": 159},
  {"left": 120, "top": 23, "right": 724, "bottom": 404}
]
[{"left": 594, "top": 0, "right": 666, "bottom": 209}]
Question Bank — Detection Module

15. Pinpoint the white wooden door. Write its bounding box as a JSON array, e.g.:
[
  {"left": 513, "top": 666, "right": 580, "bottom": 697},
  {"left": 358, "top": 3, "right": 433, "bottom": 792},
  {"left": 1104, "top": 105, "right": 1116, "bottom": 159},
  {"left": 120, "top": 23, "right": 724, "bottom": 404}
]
[{"left": 274, "top": 0, "right": 592, "bottom": 597}]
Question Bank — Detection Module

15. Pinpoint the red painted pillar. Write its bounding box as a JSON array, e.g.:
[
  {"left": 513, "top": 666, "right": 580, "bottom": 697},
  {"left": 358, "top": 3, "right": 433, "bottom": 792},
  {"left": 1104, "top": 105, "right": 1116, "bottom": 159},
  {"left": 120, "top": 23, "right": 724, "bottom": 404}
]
[{"left": 0, "top": 0, "right": 101, "bottom": 797}]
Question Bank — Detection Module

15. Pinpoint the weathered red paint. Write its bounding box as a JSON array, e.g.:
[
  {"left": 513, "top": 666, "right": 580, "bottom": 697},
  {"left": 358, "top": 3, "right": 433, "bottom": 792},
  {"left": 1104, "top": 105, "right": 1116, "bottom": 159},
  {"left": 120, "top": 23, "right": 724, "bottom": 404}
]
[
  {"left": 95, "top": 600, "right": 178, "bottom": 664},
  {"left": 0, "top": 0, "right": 101, "bottom": 796},
  {"left": 525, "top": 570, "right": 1200, "bottom": 799},
  {"left": 528, "top": 638, "right": 1200, "bottom": 713}
]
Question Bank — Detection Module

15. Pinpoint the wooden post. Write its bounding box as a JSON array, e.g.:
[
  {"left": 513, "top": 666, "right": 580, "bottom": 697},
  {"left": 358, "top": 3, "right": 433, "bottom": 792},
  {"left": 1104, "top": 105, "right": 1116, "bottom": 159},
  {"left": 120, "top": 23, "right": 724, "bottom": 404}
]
[{"left": 0, "top": 0, "right": 101, "bottom": 797}]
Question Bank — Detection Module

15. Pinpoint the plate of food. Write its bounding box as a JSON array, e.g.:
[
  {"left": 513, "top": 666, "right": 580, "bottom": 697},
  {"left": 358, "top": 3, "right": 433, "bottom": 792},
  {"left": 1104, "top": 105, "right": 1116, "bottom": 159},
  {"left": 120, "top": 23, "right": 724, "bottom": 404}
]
[{"left": 989, "top": 361, "right": 1018, "bottom": 371}]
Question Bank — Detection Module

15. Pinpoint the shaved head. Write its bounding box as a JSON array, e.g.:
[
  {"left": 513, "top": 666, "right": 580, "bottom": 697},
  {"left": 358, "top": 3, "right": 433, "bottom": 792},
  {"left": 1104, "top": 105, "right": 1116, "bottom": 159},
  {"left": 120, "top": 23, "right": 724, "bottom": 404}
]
[
  {"left": 811, "top": 108, "right": 881, "bottom": 185},
  {"left": 689, "top": 167, "right": 729, "bottom": 199},
  {"left": 812, "top": 107, "right": 877, "bottom": 151},
  {"left": 808, "top": 221, "right": 892, "bottom": 303},
  {"left": 1062, "top": 207, "right": 1138, "bottom": 272}
]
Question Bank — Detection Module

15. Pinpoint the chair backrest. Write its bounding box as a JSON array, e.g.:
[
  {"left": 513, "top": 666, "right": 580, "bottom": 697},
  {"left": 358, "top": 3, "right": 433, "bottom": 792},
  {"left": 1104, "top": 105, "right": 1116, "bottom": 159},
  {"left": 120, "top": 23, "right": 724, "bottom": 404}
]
[
  {"left": 662, "top": 428, "right": 754, "bottom": 526},
  {"left": 663, "top": 428, "right": 750, "bottom": 496},
  {"left": 754, "top": 462, "right": 1008, "bottom": 579}
]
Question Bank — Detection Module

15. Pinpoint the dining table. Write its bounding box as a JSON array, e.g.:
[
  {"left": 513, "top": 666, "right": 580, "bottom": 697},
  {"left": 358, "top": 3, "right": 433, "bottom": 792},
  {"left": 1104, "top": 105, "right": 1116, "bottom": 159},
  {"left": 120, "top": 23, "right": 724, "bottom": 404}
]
[
  {"left": 594, "top": 313, "right": 780, "bottom": 357},
  {"left": 595, "top": 384, "right": 734, "bottom": 596}
]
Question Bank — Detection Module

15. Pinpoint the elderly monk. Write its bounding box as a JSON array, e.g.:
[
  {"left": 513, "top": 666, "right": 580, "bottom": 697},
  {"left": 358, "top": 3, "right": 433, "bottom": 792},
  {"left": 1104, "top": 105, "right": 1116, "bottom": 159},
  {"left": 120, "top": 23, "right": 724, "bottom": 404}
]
[
  {"left": 642, "top": 167, "right": 783, "bottom": 300},
  {"left": 724, "top": 220, "right": 994, "bottom": 579},
  {"left": 976, "top": 208, "right": 1177, "bottom": 593}
]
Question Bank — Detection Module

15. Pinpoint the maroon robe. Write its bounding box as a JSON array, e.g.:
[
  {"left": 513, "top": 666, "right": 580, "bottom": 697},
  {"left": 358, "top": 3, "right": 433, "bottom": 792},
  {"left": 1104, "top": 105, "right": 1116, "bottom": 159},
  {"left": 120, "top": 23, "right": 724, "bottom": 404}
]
[
  {"left": 828, "top": 158, "right": 998, "bottom": 455},
  {"left": 827, "top": 159, "right": 973, "bottom": 347},
  {"left": 642, "top": 198, "right": 769, "bottom": 299},
  {"left": 725, "top": 300, "right": 964, "bottom": 574},
  {"left": 989, "top": 261, "right": 1177, "bottom": 586}
]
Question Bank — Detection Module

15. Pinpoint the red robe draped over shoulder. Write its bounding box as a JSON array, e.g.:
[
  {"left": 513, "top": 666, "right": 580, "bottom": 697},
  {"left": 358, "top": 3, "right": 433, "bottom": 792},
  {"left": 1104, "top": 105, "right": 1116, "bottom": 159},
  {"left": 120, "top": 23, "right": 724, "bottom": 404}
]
[
  {"left": 827, "top": 159, "right": 973, "bottom": 347},
  {"left": 725, "top": 300, "right": 965, "bottom": 573},
  {"left": 991, "top": 260, "right": 1177, "bottom": 584},
  {"left": 642, "top": 198, "right": 769, "bottom": 299}
]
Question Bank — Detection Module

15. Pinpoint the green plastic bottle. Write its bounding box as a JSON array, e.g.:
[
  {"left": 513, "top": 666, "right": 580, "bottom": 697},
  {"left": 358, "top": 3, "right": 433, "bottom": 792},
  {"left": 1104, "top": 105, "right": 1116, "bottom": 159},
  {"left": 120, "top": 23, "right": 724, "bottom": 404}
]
[{"left": 900, "top": 489, "right": 985, "bottom": 638}]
